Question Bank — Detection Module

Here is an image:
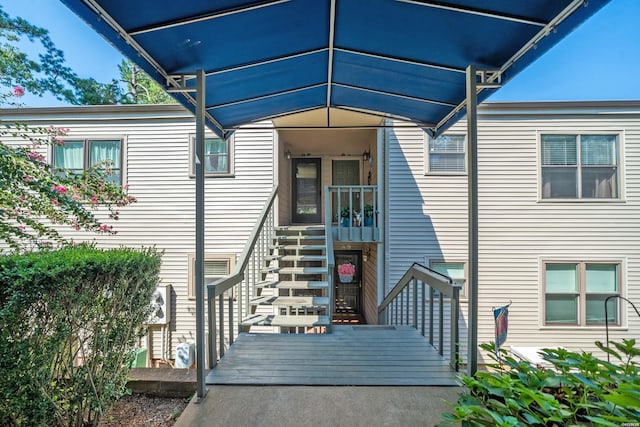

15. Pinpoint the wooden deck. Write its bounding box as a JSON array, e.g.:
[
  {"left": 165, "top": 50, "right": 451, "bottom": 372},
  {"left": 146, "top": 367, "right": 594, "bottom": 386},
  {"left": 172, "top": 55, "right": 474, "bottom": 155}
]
[{"left": 206, "top": 325, "right": 460, "bottom": 386}]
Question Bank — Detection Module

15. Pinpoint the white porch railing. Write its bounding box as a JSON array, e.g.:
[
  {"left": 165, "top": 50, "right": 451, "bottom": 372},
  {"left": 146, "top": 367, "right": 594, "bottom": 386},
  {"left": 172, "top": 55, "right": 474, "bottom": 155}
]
[
  {"left": 206, "top": 186, "right": 277, "bottom": 368},
  {"left": 325, "top": 185, "right": 380, "bottom": 242}
]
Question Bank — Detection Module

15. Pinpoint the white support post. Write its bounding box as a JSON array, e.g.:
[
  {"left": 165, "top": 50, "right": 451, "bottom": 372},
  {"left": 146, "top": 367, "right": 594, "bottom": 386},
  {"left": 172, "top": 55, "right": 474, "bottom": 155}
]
[
  {"left": 466, "top": 65, "right": 479, "bottom": 376},
  {"left": 194, "top": 69, "right": 207, "bottom": 400}
]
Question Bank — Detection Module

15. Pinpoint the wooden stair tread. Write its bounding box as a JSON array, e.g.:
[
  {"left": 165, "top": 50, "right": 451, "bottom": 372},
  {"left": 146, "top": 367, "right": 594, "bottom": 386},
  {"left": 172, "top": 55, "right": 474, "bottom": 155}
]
[
  {"left": 276, "top": 267, "right": 328, "bottom": 274},
  {"left": 241, "top": 314, "right": 330, "bottom": 327},
  {"left": 250, "top": 296, "right": 330, "bottom": 307},
  {"left": 256, "top": 280, "right": 329, "bottom": 290},
  {"left": 270, "top": 244, "right": 325, "bottom": 251},
  {"left": 279, "top": 255, "right": 326, "bottom": 262}
]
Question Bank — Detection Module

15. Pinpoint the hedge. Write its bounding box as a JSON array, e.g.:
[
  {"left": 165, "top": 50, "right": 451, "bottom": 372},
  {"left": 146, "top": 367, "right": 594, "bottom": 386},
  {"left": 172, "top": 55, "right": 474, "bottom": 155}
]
[{"left": 0, "top": 245, "right": 162, "bottom": 426}]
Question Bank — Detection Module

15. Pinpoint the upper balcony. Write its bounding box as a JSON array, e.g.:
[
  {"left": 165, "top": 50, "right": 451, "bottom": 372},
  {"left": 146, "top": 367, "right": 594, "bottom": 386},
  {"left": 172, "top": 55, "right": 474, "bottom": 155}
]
[{"left": 325, "top": 185, "right": 380, "bottom": 243}]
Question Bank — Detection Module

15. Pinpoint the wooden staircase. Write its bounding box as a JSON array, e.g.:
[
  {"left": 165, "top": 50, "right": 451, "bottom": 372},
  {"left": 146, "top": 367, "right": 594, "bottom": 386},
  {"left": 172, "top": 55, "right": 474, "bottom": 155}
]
[{"left": 240, "top": 225, "right": 331, "bottom": 332}]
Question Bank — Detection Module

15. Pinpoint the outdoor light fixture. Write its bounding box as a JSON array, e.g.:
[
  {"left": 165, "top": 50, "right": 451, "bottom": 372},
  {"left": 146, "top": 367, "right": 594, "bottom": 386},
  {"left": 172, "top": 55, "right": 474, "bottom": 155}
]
[
  {"left": 285, "top": 150, "right": 291, "bottom": 160},
  {"left": 363, "top": 150, "right": 370, "bottom": 161},
  {"left": 363, "top": 246, "right": 371, "bottom": 262}
]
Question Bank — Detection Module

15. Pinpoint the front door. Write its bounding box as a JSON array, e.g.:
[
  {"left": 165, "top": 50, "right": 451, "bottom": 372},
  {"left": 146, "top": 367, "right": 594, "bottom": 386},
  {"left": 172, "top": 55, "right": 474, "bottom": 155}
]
[
  {"left": 292, "top": 158, "right": 321, "bottom": 223},
  {"left": 334, "top": 250, "right": 363, "bottom": 320}
]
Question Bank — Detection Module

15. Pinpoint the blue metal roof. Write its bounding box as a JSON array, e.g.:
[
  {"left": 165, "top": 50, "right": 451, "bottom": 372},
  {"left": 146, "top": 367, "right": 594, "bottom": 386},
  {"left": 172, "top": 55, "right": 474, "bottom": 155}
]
[{"left": 61, "top": 0, "right": 610, "bottom": 137}]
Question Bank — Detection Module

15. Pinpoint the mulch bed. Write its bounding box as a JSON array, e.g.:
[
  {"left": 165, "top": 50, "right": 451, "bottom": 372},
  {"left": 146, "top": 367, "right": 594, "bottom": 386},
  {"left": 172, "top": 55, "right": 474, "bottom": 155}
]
[{"left": 101, "top": 394, "right": 190, "bottom": 427}]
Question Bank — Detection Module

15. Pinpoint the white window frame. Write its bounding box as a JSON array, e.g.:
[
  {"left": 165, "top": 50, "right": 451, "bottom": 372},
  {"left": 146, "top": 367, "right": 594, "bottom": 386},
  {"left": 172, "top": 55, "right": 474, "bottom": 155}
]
[
  {"left": 188, "top": 254, "right": 235, "bottom": 300},
  {"left": 541, "top": 259, "right": 624, "bottom": 328},
  {"left": 424, "top": 133, "right": 467, "bottom": 175},
  {"left": 50, "top": 137, "right": 125, "bottom": 184},
  {"left": 427, "top": 258, "right": 467, "bottom": 300},
  {"left": 189, "top": 134, "right": 235, "bottom": 178},
  {"left": 538, "top": 132, "right": 623, "bottom": 201}
]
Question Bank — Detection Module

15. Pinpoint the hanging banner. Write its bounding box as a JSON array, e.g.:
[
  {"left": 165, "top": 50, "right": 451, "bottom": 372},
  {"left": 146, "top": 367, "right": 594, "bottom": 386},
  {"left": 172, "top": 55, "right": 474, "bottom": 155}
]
[{"left": 493, "top": 303, "right": 510, "bottom": 349}]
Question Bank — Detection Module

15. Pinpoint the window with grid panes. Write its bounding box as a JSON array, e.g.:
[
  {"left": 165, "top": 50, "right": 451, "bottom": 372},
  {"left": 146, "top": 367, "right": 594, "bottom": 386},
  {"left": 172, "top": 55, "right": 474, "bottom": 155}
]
[{"left": 541, "top": 134, "right": 619, "bottom": 199}]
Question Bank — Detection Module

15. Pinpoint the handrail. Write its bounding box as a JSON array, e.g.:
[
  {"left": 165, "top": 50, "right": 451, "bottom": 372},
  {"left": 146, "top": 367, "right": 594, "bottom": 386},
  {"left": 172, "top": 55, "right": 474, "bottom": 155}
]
[
  {"left": 378, "top": 262, "right": 461, "bottom": 371},
  {"left": 605, "top": 295, "right": 640, "bottom": 362},
  {"left": 324, "top": 186, "right": 335, "bottom": 331},
  {"left": 207, "top": 186, "right": 278, "bottom": 299},
  {"left": 206, "top": 185, "right": 278, "bottom": 368}
]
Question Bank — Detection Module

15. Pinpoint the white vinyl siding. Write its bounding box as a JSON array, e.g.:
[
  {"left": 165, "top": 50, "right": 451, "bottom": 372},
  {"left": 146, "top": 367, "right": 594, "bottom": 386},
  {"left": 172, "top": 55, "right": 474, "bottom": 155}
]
[
  {"left": 388, "top": 104, "right": 640, "bottom": 362},
  {"left": 2, "top": 106, "right": 274, "bottom": 362}
]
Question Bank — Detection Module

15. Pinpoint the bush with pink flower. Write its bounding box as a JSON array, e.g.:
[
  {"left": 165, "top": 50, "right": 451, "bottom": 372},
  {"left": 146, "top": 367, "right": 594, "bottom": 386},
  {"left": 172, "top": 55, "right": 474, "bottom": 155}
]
[{"left": 1, "top": 88, "right": 135, "bottom": 252}]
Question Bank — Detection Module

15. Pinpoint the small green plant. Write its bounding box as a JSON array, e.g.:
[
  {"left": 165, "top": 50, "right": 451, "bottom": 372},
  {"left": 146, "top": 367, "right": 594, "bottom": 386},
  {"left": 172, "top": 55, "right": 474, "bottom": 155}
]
[
  {"left": 439, "top": 340, "right": 640, "bottom": 426},
  {"left": 364, "top": 204, "right": 374, "bottom": 217},
  {"left": 340, "top": 206, "right": 351, "bottom": 218}
]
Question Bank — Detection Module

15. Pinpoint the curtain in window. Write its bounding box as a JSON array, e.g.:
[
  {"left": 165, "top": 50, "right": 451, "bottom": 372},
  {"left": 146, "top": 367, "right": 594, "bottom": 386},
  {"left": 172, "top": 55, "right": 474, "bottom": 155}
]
[
  {"left": 205, "top": 138, "right": 227, "bottom": 173},
  {"left": 585, "top": 263, "right": 618, "bottom": 324},
  {"left": 545, "top": 263, "right": 578, "bottom": 324},
  {"left": 90, "top": 140, "right": 121, "bottom": 183},
  {"left": 53, "top": 141, "right": 84, "bottom": 172}
]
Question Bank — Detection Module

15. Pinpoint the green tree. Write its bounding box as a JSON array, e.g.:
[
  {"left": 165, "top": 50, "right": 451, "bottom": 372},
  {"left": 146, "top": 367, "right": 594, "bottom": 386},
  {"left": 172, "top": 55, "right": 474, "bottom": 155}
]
[
  {"left": 0, "top": 5, "right": 120, "bottom": 105},
  {"left": 119, "top": 60, "right": 176, "bottom": 104}
]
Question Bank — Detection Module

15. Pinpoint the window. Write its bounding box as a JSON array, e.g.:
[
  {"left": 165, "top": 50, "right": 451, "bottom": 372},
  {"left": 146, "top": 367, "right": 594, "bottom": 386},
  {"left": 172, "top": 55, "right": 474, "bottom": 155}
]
[
  {"left": 543, "top": 261, "right": 621, "bottom": 326},
  {"left": 52, "top": 139, "right": 123, "bottom": 184},
  {"left": 541, "top": 134, "right": 619, "bottom": 199},
  {"left": 430, "top": 260, "right": 466, "bottom": 298},
  {"left": 190, "top": 135, "right": 234, "bottom": 177},
  {"left": 426, "top": 134, "right": 466, "bottom": 174},
  {"left": 188, "top": 254, "right": 234, "bottom": 299}
]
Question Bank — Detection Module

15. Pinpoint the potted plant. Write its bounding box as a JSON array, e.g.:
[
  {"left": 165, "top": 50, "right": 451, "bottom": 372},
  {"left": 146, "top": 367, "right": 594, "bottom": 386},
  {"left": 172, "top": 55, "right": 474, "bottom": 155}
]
[
  {"left": 340, "top": 206, "right": 350, "bottom": 227},
  {"left": 364, "top": 204, "right": 374, "bottom": 226},
  {"left": 337, "top": 262, "right": 356, "bottom": 283}
]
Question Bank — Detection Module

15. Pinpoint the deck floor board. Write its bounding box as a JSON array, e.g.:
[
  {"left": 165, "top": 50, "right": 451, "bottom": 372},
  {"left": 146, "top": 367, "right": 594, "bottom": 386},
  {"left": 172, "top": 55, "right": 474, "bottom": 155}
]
[{"left": 206, "top": 325, "right": 460, "bottom": 386}]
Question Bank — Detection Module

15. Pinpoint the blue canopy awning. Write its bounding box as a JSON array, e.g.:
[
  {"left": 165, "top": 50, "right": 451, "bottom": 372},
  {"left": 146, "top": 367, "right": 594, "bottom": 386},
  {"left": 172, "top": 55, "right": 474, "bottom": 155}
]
[{"left": 61, "top": 0, "right": 610, "bottom": 137}]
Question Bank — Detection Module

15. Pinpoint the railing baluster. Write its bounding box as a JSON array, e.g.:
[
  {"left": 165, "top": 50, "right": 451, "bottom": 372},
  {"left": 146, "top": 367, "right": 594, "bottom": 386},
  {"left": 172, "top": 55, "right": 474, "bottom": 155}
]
[
  {"left": 413, "top": 279, "right": 418, "bottom": 329},
  {"left": 451, "top": 286, "right": 460, "bottom": 371},
  {"left": 429, "top": 287, "right": 434, "bottom": 345},
  {"left": 208, "top": 287, "right": 217, "bottom": 368},
  {"left": 421, "top": 281, "right": 425, "bottom": 336},
  {"left": 439, "top": 291, "right": 444, "bottom": 356},
  {"left": 219, "top": 294, "right": 225, "bottom": 357},
  {"left": 400, "top": 291, "right": 404, "bottom": 325},
  {"left": 227, "top": 292, "right": 233, "bottom": 345}
]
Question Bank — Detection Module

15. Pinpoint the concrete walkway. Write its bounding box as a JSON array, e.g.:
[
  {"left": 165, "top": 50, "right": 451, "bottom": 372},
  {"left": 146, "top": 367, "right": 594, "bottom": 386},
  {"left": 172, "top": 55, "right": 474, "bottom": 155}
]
[{"left": 174, "top": 386, "right": 464, "bottom": 427}]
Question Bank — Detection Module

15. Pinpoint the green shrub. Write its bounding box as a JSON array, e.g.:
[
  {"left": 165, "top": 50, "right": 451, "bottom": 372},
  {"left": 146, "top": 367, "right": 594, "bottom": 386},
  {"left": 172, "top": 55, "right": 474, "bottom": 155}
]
[
  {"left": 440, "top": 340, "right": 640, "bottom": 427},
  {"left": 0, "top": 245, "right": 162, "bottom": 427}
]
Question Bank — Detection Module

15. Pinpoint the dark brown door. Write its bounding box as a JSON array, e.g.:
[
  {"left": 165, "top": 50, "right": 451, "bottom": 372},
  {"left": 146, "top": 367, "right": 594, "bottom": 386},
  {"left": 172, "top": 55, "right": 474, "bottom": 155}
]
[
  {"left": 292, "top": 158, "right": 322, "bottom": 223},
  {"left": 334, "top": 250, "right": 362, "bottom": 317}
]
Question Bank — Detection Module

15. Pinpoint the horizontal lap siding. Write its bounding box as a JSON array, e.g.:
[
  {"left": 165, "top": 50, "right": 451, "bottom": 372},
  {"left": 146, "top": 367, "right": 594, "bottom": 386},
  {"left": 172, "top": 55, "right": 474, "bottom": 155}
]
[
  {"left": 1, "top": 107, "right": 274, "bottom": 361},
  {"left": 388, "top": 111, "right": 640, "bottom": 364},
  {"left": 477, "top": 117, "right": 640, "bottom": 360}
]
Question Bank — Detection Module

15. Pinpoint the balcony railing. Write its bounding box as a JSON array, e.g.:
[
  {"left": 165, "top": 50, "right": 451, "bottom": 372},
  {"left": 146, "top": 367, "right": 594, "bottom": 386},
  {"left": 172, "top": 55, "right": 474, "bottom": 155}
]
[{"left": 325, "top": 185, "right": 380, "bottom": 242}]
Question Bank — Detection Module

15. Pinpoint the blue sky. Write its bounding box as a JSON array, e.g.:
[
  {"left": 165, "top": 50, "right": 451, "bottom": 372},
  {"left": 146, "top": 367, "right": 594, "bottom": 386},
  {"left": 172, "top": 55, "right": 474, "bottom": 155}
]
[{"left": 2, "top": 0, "right": 639, "bottom": 106}]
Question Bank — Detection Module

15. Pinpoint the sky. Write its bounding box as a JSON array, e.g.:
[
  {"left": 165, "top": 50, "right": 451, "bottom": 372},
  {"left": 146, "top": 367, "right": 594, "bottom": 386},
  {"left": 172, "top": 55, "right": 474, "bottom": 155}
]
[{"left": 1, "top": 0, "right": 639, "bottom": 107}]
